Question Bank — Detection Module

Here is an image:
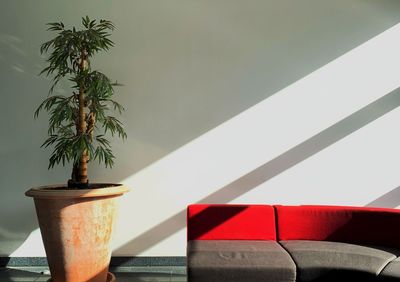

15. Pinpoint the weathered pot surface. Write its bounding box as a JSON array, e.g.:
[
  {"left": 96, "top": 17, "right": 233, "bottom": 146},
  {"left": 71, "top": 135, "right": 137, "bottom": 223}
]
[{"left": 26, "top": 184, "right": 128, "bottom": 282}]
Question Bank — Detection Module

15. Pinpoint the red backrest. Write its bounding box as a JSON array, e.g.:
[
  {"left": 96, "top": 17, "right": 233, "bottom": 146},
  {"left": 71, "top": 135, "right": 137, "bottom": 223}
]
[
  {"left": 275, "top": 205, "right": 400, "bottom": 248},
  {"left": 187, "top": 204, "right": 276, "bottom": 241}
]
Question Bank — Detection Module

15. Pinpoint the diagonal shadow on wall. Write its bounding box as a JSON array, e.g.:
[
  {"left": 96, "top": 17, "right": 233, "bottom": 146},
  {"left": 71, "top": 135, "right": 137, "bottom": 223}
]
[
  {"left": 115, "top": 88, "right": 400, "bottom": 256},
  {"left": 366, "top": 186, "right": 400, "bottom": 208}
]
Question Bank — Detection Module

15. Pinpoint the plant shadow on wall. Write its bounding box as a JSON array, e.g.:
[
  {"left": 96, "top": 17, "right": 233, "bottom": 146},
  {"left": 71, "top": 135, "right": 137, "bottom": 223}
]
[
  {"left": 0, "top": 33, "right": 50, "bottom": 257},
  {"left": 366, "top": 186, "right": 400, "bottom": 208},
  {"left": 90, "top": 2, "right": 400, "bottom": 184},
  {"left": 115, "top": 88, "right": 400, "bottom": 257}
]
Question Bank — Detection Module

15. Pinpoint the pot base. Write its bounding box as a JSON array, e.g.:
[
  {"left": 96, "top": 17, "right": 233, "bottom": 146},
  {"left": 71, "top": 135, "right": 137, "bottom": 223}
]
[{"left": 47, "top": 272, "right": 116, "bottom": 282}]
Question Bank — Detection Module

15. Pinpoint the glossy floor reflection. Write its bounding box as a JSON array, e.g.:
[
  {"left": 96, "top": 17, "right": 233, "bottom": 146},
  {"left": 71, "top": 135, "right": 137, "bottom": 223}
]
[{"left": 0, "top": 267, "right": 187, "bottom": 282}]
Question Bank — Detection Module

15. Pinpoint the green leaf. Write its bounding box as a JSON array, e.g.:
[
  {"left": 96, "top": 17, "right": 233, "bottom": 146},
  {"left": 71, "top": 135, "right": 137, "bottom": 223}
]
[{"left": 38, "top": 17, "right": 125, "bottom": 172}]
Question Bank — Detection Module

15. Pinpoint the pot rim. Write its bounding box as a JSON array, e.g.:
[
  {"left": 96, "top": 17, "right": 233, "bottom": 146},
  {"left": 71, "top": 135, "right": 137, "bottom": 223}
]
[{"left": 25, "top": 183, "right": 129, "bottom": 199}]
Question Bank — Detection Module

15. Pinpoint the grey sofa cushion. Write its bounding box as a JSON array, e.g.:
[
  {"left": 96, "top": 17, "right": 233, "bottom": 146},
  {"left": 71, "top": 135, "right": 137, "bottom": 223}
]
[
  {"left": 280, "top": 240, "right": 400, "bottom": 282},
  {"left": 187, "top": 240, "right": 296, "bottom": 282},
  {"left": 379, "top": 257, "right": 400, "bottom": 281}
]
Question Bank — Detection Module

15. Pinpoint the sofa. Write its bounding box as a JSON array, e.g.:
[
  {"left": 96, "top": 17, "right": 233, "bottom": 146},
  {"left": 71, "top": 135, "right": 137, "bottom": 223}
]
[{"left": 186, "top": 204, "right": 400, "bottom": 282}]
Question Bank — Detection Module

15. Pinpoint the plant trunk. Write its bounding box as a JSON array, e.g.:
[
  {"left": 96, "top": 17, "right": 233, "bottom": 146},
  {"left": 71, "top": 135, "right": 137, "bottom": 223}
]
[
  {"left": 69, "top": 50, "right": 89, "bottom": 188},
  {"left": 77, "top": 84, "right": 88, "bottom": 184}
]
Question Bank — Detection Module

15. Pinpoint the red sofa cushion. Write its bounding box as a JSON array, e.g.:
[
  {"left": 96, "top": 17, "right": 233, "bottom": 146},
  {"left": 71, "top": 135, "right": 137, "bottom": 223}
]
[
  {"left": 187, "top": 204, "right": 276, "bottom": 241},
  {"left": 275, "top": 205, "right": 400, "bottom": 248}
]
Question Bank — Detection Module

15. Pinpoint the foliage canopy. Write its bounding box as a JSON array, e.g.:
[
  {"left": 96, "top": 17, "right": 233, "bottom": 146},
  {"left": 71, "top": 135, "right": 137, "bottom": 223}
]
[{"left": 35, "top": 16, "right": 126, "bottom": 187}]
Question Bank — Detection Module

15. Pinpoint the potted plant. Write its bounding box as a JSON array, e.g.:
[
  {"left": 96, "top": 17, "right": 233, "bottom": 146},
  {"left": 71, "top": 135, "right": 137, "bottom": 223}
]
[{"left": 25, "top": 16, "right": 128, "bottom": 282}]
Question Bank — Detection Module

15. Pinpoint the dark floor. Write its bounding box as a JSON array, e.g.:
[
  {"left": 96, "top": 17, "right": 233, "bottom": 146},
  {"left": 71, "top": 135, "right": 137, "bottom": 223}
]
[{"left": 0, "top": 267, "right": 187, "bottom": 281}]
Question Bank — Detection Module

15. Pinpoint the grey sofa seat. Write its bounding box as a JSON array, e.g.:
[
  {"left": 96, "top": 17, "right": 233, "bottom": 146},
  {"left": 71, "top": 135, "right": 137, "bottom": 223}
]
[
  {"left": 280, "top": 240, "right": 400, "bottom": 282},
  {"left": 187, "top": 240, "right": 296, "bottom": 282}
]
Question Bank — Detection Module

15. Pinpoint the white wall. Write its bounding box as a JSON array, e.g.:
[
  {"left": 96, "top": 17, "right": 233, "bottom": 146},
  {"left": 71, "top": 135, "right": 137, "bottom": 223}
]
[{"left": 1, "top": 0, "right": 400, "bottom": 257}]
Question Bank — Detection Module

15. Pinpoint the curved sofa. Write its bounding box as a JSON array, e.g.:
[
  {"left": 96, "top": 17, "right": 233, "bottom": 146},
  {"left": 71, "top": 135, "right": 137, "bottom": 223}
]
[{"left": 186, "top": 204, "right": 400, "bottom": 282}]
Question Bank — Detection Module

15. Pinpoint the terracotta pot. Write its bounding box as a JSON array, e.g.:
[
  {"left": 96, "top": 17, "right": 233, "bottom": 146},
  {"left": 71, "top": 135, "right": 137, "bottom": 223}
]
[{"left": 26, "top": 184, "right": 129, "bottom": 282}]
